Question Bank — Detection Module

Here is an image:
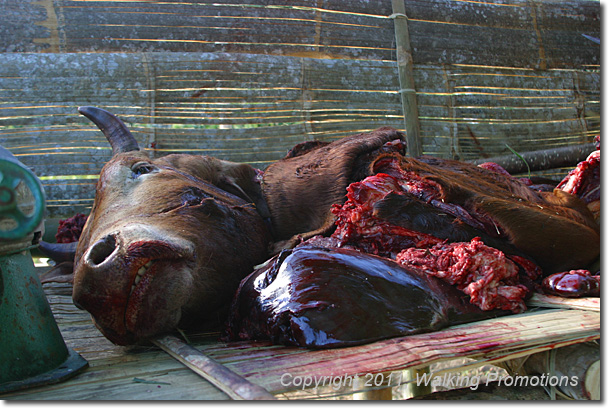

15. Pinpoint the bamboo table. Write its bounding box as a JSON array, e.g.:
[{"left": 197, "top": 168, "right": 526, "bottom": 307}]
[{"left": 1, "top": 277, "right": 600, "bottom": 400}]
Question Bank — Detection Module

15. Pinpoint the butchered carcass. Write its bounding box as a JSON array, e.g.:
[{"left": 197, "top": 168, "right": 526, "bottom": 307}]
[
  {"left": 69, "top": 108, "right": 406, "bottom": 345},
  {"left": 261, "top": 127, "right": 407, "bottom": 250},
  {"left": 226, "top": 148, "right": 599, "bottom": 348},
  {"left": 331, "top": 153, "right": 599, "bottom": 274},
  {"left": 57, "top": 107, "right": 599, "bottom": 347}
]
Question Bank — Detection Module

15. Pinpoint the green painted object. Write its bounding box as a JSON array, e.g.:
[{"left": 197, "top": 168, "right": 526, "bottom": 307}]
[
  {"left": 0, "top": 159, "right": 45, "bottom": 241},
  {"left": 0, "top": 152, "right": 87, "bottom": 394},
  {"left": 1, "top": 252, "right": 68, "bottom": 381}
]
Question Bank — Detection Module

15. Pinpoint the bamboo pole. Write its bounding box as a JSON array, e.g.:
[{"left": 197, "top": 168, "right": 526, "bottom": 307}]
[
  {"left": 390, "top": 0, "right": 422, "bottom": 157},
  {"left": 405, "top": 366, "right": 432, "bottom": 398},
  {"left": 468, "top": 143, "right": 597, "bottom": 174},
  {"left": 352, "top": 372, "right": 394, "bottom": 400},
  {"left": 351, "top": 370, "right": 397, "bottom": 400},
  {"left": 153, "top": 335, "right": 276, "bottom": 400}
]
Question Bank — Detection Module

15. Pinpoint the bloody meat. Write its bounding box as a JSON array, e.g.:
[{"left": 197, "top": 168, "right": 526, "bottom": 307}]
[
  {"left": 558, "top": 147, "right": 600, "bottom": 221},
  {"left": 330, "top": 172, "right": 445, "bottom": 257},
  {"left": 56, "top": 213, "right": 88, "bottom": 243},
  {"left": 329, "top": 162, "right": 540, "bottom": 313},
  {"left": 396, "top": 238, "right": 529, "bottom": 313},
  {"left": 541, "top": 270, "right": 600, "bottom": 298}
]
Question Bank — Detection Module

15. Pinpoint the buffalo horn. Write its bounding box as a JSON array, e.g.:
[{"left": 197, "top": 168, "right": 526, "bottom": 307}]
[
  {"left": 78, "top": 106, "right": 140, "bottom": 155},
  {"left": 38, "top": 240, "right": 78, "bottom": 264}
]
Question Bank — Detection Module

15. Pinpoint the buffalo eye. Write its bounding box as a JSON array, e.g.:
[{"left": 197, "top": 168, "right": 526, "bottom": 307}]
[{"left": 131, "top": 162, "right": 156, "bottom": 178}]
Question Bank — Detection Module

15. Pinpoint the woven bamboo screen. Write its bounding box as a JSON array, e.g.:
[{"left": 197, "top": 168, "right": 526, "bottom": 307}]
[{"left": 0, "top": 0, "right": 600, "bottom": 218}]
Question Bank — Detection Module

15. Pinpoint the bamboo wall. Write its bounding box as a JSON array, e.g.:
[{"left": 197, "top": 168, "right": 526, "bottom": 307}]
[{"left": 0, "top": 0, "right": 600, "bottom": 218}]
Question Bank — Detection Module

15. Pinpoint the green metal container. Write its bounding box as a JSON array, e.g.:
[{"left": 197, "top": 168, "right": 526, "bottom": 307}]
[{"left": 0, "top": 148, "right": 87, "bottom": 394}]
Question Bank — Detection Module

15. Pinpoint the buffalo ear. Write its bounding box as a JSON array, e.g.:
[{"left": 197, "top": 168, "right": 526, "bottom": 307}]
[
  {"left": 158, "top": 154, "right": 272, "bottom": 220},
  {"left": 214, "top": 166, "right": 271, "bottom": 221}
]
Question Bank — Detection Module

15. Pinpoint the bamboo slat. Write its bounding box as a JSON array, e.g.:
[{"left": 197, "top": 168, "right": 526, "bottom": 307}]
[
  {"left": 527, "top": 294, "right": 600, "bottom": 312},
  {"left": 218, "top": 309, "right": 599, "bottom": 394}
]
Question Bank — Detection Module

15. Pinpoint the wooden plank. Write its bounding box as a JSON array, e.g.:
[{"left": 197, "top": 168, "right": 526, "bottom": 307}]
[
  {"left": 1, "top": 282, "right": 231, "bottom": 400},
  {"left": 2, "top": 358, "right": 232, "bottom": 400},
  {"left": 469, "top": 142, "right": 596, "bottom": 173}
]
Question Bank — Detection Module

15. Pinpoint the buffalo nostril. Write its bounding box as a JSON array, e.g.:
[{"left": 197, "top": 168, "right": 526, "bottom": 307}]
[{"left": 87, "top": 235, "right": 118, "bottom": 266}]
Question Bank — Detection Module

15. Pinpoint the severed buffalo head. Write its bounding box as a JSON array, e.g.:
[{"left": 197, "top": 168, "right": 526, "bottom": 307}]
[{"left": 72, "top": 107, "right": 271, "bottom": 345}]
